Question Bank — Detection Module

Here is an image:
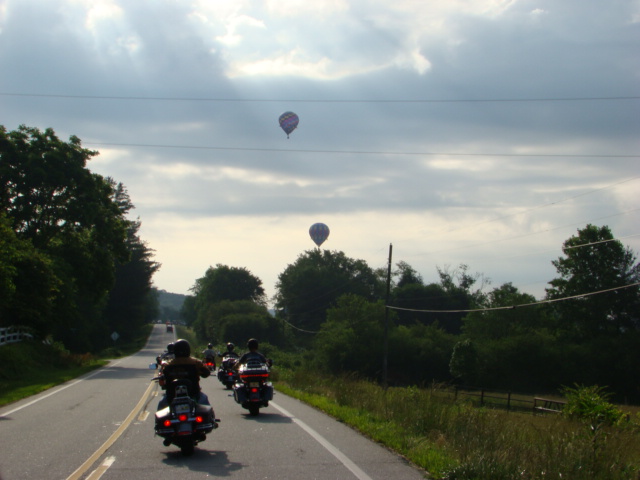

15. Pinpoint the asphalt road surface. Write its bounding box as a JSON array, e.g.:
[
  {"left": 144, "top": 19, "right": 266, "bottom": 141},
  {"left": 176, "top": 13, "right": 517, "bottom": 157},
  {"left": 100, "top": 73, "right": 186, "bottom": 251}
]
[{"left": 0, "top": 324, "right": 427, "bottom": 479}]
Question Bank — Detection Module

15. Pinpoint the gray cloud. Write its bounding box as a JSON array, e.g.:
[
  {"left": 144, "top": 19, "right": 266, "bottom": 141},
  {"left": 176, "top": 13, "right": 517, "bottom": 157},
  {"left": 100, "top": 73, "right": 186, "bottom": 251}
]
[{"left": 1, "top": 0, "right": 638, "bottom": 299}]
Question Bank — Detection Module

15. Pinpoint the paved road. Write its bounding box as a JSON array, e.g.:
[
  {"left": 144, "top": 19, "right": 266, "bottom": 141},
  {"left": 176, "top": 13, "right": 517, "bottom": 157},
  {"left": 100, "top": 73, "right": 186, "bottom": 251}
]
[{"left": 0, "top": 325, "right": 427, "bottom": 479}]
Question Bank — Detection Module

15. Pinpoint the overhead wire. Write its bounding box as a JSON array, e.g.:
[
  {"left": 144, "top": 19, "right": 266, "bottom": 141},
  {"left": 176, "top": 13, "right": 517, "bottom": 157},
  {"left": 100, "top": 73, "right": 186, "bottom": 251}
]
[
  {"left": 7, "top": 89, "right": 637, "bottom": 314},
  {"left": 2, "top": 92, "right": 639, "bottom": 103},
  {"left": 84, "top": 141, "right": 639, "bottom": 158},
  {"left": 386, "top": 281, "right": 640, "bottom": 314}
]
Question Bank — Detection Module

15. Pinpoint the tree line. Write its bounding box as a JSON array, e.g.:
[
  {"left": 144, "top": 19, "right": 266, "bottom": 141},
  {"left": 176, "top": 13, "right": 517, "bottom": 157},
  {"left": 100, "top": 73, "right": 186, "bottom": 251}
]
[
  {"left": 3, "top": 125, "right": 638, "bottom": 401},
  {"left": 186, "top": 226, "right": 640, "bottom": 402},
  {"left": 0, "top": 125, "right": 159, "bottom": 352}
]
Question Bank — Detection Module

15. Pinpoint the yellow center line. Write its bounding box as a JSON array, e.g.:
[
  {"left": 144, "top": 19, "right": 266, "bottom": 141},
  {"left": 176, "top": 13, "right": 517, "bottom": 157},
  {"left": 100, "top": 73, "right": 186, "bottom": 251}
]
[{"left": 66, "top": 380, "right": 157, "bottom": 480}]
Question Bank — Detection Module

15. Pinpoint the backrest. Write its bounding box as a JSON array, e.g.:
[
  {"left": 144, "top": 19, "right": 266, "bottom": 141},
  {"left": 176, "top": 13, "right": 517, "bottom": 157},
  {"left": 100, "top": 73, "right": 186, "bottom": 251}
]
[{"left": 163, "top": 363, "right": 199, "bottom": 402}]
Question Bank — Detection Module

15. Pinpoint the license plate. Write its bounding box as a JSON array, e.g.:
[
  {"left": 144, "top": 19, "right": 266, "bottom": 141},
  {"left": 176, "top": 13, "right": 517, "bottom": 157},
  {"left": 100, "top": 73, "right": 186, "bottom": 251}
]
[
  {"left": 178, "top": 422, "right": 192, "bottom": 434},
  {"left": 175, "top": 403, "right": 190, "bottom": 414},
  {"left": 249, "top": 382, "right": 260, "bottom": 388}
]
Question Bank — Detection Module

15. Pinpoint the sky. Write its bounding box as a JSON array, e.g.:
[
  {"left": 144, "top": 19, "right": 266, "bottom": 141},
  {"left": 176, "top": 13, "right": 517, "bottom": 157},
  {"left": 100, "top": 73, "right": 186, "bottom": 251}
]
[{"left": 1, "top": 0, "right": 638, "bottom": 306}]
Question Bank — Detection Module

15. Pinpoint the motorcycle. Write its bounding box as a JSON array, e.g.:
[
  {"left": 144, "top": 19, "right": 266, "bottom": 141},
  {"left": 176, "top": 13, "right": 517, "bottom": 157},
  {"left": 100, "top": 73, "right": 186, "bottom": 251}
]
[
  {"left": 203, "top": 356, "right": 216, "bottom": 373},
  {"left": 217, "top": 355, "right": 239, "bottom": 390},
  {"left": 153, "top": 365, "right": 219, "bottom": 455},
  {"left": 232, "top": 360, "right": 274, "bottom": 416}
]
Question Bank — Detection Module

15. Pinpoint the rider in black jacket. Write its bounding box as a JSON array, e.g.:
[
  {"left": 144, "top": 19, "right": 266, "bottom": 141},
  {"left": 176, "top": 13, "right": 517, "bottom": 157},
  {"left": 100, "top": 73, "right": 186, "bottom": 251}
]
[{"left": 233, "top": 338, "right": 271, "bottom": 369}]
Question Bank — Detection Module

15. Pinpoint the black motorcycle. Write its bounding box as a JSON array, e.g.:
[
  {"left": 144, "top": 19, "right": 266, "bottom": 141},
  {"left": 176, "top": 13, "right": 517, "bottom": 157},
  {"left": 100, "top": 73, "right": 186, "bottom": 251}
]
[
  {"left": 153, "top": 364, "right": 219, "bottom": 455},
  {"left": 232, "top": 360, "right": 274, "bottom": 416},
  {"left": 217, "top": 355, "right": 239, "bottom": 390}
]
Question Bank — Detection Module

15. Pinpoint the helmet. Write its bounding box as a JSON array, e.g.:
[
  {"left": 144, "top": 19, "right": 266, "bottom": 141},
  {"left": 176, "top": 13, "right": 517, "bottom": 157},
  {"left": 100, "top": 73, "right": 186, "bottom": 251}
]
[
  {"left": 208, "top": 343, "right": 213, "bottom": 349},
  {"left": 247, "top": 338, "right": 259, "bottom": 350},
  {"left": 174, "top": 339, "right": 191, "bottom": 357},
  {"left": 226, "top": 342, "right": 235, "bottom": 352},
  {"left": 167, "top": 343, "right": 175, "bottom": 353}
]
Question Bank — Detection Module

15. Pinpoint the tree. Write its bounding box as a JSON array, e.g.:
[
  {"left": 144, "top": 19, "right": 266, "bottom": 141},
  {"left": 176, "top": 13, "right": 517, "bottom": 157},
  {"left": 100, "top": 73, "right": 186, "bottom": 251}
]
[
  {"left": 313, "top": 294, "right": 385, "bottom": 377},
  {"left": 275, "top": 249, "right": 383, "bottom": 335},
  {"left": 0, "top": 213, "right": 59, "bottom": 332},
  {"left": 546, "top": 224, "right": 640, "bottom": 340},
  {"left": 395, "top": 260, "right": 423, "bottom": 288},
  {"left": 103, "top": 218, "right": 160, "bottom": 344},
  {"left": 1, "top": 125, "right": 131, "bottom": 349},
  {"left": 449, "top": 338, "right": 479, "bottom": 384},
  {"left": 191, "top": 264, "right": 266, "bottom": 307},
  {"left": 462, "top": 283, "right": 543, "bottom": 339},
  {"left": 194, "top": 299, "right": 281, "bottom": 347}
]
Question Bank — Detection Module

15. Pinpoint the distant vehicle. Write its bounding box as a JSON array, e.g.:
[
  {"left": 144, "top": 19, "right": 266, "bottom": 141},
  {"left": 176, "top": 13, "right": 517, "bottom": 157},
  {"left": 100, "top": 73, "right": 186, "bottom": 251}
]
[{"left": 166, "top": 323, "right": 173, "bottom": 333}]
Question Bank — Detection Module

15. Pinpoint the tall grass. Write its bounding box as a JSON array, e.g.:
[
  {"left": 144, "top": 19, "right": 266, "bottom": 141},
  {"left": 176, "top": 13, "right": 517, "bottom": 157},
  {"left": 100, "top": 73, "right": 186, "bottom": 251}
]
[{"left": 277, "top": 370, "right": 640, "bottom": 480}]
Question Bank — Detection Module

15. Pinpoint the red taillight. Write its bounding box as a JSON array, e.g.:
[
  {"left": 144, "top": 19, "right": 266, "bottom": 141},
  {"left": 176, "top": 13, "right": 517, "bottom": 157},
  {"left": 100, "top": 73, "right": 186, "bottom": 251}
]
[
  {"left": 163, "top": 419, "right": 171, "bottom": 427},
  {"left": 228, "top": 372, "right": 233, "bottom": 376},
  {"left": 195, "top": 416, "right": 203, "bottom": 423},
  {"left": 178, "top": 414, "right": 188, "bottom": 422},
  {"left": 251, "top": 387, "right": 259, "bottom": 393}
]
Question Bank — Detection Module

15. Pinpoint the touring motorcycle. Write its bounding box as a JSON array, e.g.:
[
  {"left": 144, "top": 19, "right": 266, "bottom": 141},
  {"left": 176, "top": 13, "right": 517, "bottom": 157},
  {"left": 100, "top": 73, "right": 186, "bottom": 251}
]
[
  {"left": 232, "top": 360, "right": 274, "bottom": 416},
  {"left": 217, "top": 354, "right": 239, "bottom": 389},
  {"left": 153, "top": 364, "right": 219, "bottom": 455}
]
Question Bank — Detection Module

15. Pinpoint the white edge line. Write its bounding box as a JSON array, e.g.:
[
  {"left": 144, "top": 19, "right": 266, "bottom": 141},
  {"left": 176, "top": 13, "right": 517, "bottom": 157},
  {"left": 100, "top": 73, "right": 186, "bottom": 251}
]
[{"left": 270, "top": 401, "right": 373, "bottom": 480}]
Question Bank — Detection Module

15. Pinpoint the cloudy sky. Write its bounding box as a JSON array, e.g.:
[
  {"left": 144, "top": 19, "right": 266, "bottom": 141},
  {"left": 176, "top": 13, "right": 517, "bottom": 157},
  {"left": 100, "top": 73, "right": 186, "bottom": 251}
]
[{"left": 1, "top": 0, "right": 638, "bottom": 305}]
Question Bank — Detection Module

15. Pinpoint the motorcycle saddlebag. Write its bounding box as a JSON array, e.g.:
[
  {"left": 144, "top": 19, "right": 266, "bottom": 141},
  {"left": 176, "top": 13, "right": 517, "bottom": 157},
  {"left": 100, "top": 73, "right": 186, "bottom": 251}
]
[
  {"left": 233, "top": 383, "right": 247, "bottom": 404},
  {"left": 263, "top": 383, "right": 274, "bottom": 401}
]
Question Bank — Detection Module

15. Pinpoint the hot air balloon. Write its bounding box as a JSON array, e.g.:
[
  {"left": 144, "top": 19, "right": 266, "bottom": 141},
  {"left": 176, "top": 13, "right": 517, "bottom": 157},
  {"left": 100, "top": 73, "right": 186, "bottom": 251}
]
[
  {"left": 279, "top": 111, "right": 299, "bottom": 138},
  {"left": 309, "top": 223, "right": 330, "bottom": 247}
]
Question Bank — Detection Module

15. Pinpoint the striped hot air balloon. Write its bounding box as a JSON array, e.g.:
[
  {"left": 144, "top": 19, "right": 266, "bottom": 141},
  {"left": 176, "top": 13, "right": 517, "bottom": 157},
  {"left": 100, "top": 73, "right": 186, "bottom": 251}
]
[{"left": 309, "top": 223, "right": 330, "bottom": 247}]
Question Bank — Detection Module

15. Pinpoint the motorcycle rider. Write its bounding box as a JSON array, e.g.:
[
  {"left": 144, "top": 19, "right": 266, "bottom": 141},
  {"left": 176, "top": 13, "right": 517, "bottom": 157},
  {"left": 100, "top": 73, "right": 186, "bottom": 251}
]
[
  {"left": 220, "top": 342, "right": 239, "bottom": 360},
  {"left": 156, "top": 342, "right": 175, "bottom": 367},
  {"left": 158, "top": 339, "right": 211, "bottom": 409},
  {"left": 233, "top": 338, "right": 272, "bottom": 369},
  {"left": 202, "top": 343, "right": 217, "bottom": 369}
]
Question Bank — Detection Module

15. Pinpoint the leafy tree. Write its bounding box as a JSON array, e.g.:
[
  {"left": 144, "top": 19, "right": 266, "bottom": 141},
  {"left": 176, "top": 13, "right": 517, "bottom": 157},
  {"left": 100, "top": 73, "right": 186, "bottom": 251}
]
[
  {"left": 0, "top": 125, "right": 131, "bottom": 349},
  {"left": 103, "top": 218, "right": 160, "bottom": 344},
  {"left": 191, "top": 264, "right": 266, "bottom": 307},
  {"left": 462, "top": 283, "right": 543, "bottom": 339},
  {"left": 180, "top": 295, "right": 197, "bottom": 326},
  {"left": 449, "top": 338, "right": 479, "bottom": 384},
  {"left": 395, "top": 260, "right": 423, "bottom": 288},
  {"left": 546, "top": 224, "right": 640, "bottom": 340},
  {"left": 388, "top": 322, "right": 456, "bottom": 385},
  {"left": 275, "top": 249, "right": 383, "bottom": 336},
  {"left": 313, "top": 294, "right": 385, "bottom": 377},
  {"left": 192, "top": 299, "right": 282, "bottom": 347},
  {"left": 391, "top": 282, "right": 450, "bottom": 327},
  {"left": 0, "top": 213, "right": 59, "bottom": 332}
]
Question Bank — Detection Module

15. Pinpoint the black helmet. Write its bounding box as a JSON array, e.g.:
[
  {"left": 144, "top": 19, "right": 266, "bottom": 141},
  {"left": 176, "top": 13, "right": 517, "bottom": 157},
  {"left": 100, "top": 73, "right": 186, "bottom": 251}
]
[
  {"left": 167, "top": 343, "right": 175, "bottom": 353},
  {"left": 247, "top": 338, "right": 259, "bottom": 350},
  {"left": 226, "top": 342, "right": 235, "bottom": 352},
  {"left": 174, "top": 339, "right": 191, "bottom": 357},
  {"left": 208, "top": 343, "right": 213, "bottom": 349}
]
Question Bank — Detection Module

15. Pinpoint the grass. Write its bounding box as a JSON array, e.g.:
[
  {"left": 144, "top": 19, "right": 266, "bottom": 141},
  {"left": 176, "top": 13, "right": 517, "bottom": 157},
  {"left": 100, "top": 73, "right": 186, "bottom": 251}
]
[
  {"left": 275, "top": 369, "right": 640, "bottom": 480},
  {"left": 0, "top": 324, "right": 152, "bottom": 408}
]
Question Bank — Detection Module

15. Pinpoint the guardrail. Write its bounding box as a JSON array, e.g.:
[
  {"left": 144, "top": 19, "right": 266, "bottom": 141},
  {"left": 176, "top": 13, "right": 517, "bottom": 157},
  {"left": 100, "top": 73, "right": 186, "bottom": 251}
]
[{"left": 0, "top": 326, "right": 33, "bottom": 346}]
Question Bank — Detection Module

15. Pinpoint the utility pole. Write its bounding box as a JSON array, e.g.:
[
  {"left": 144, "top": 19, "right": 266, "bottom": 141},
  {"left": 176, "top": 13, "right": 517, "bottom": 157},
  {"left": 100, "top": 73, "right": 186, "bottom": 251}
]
[{"left": 383, "top": 243, "right": 392, "bottom": 388}]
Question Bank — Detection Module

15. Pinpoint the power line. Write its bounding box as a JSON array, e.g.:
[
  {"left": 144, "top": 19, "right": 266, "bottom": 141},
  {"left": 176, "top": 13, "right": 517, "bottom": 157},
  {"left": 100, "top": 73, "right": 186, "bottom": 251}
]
[
  {"left": 2, "top": 92, "right": 639, "bottom": 104},
  {"left": 84, "top": 141, "right": 639, "bottom": 158},
  {"left": 441, "top": 175, "right": 640, "bottom": 235},
  {"left": 405, "top": 208, "right": 640, "bottom": 260},
  {"left": 386, "top": 281, "right": 640, "bottom": 314}
]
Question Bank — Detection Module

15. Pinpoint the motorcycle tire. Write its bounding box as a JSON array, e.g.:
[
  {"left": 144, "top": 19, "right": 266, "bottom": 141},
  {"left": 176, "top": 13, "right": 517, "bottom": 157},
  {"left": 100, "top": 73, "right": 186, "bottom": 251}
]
[
  {"left": 248, "top": 404, "right": 260, "bottom": 416},
  {"left": 180, "top": 441, "right": 195, "bottom": 456}
]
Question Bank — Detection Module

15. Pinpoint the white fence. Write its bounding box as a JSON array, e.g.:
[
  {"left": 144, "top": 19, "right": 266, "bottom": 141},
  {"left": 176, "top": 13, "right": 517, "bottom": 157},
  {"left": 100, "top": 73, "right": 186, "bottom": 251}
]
[{"left": 0, "top": 326, "right": 33, "bottom": 346}]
